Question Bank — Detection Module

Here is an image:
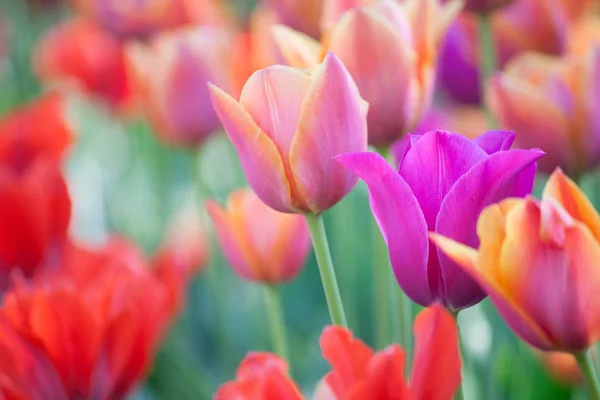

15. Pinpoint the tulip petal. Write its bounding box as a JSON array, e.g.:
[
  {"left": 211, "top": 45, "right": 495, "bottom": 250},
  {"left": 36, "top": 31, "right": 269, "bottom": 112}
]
[
  {"left": 205, "top": 199, "right": 258, "bottom": 281},
  {"left": 290, "top": 53, "right": 368, "bottom": 213},
  {"left": 347, "top": 345, "right": 409, "bottom": 400},
  {"left": 209, "top": 84, "right": 294, "bottom": 212},
  {"left": 473, "top": 130, "right": 516, "bottom": 154},
  {"left": 335, "top": 152, "right": 432, "bottom": 306},
  {"left": 327, "top": 5, "right": 418, "bottom": 146},
  {"left": 543, "top": 168, "right": 600, "bottom": 242},
  {"left": 435, "top": 148, "right": 543, "bottom": 309},
  {"left": 410, "top": 304, "right": 461, "bottom": 400},
  {"left": 400, "top": 130, "right": 487, "bottom": 229},
  {"left": 320, "top": 326, "right": 374, "bottom": 399},
  {"left": 272, "top": 25, "right": 322, "bottom": 69},
  {"left": 430, "top": 231, "right": 555, "bottom": 350},
  {"left": 488, "top": 74, "right": 573, "bottom": 174},
  {"left": 239, "top": 66, "right": 311, "bottom": 158}
]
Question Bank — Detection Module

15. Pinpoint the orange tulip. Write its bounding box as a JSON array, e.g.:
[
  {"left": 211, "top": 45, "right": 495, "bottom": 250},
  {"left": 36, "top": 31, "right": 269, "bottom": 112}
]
[
  {"left": 128, "top": 26, "right": 233, "bottom": 147},
  {"left": 488, "top": 45, "right": 600, "bottom": 176},
  {"left": 206, "top": 189, "right": 311, "bottom": 284},
  {"left": 0, "top": 236, "right": 192, "bottom": 399},
  {"left": 431, "top": 168, "right": 600, "bottom": 352},
  {"left": 264, "top": 0, "right": 324, "bottom": 38},
  {"left": 34, "top": 18, "right": 134, "bottom": 112},
  {"left": 536, "top": 350, "right": 582, "bottom": 385},
  {"left": 274, "top": 0, "right": 461, "bottom": 147}
]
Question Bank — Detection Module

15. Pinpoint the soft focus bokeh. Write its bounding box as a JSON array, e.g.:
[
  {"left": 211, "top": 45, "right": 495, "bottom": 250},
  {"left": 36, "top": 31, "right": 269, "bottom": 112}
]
[{"left": 3, "top": 0, "right": 600, "bottom": 399}]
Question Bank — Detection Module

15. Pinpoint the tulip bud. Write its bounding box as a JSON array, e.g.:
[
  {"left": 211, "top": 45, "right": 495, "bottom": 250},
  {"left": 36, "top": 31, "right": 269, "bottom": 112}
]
[
  {"left": 206, "top": 189, "right": 311, "bottom": 284},
  {"left": 209, "top": 53, "right": 368, "bottom": 214},
  {"left": 432, "top": 168, "right": 600, "bottom": 352}
]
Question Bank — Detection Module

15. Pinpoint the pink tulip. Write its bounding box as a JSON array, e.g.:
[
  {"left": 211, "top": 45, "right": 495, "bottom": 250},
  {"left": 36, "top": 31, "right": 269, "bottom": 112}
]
[
  {"left": 209, "top": 53, "right": 368, "bottom": 214},
  {"left": 128, "top": 26, "right": 233, "bottom": 147}
]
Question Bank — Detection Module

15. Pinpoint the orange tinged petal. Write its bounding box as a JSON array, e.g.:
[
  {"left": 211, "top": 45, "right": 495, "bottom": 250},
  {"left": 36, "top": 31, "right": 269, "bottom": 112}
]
[
  {"left": 209, "top": 85, "right": 294, "bottom": 212},
  {"left": 543, "top": 168, "right": 600, "bottom": 242}
]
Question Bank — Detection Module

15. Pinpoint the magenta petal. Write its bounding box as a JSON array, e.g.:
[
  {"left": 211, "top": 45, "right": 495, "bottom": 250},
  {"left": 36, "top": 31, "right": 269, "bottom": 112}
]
[
  {"left": 335, "top": 151, "right": 433, "bottom": 306},
  {"left": 399, "top": 130, "right": 487, "bottom": 229},
  {"left": 473, "top": 130, "right": 516, "bottom": 154},
  {"left": 435, "top": 149, "right": 544, "bottom": 309},
  {"left": 391, "top": 134, "right": 422, "bottom": 170}
]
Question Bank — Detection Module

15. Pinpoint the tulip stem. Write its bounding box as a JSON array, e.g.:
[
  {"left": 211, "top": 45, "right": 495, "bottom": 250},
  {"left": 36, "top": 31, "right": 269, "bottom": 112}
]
[
  {"left": 305, "top": 213, "right": 348, "bottom": 327},
  {"left": 372, "top": 217, "right": 392, "bottom": 348},
  {"left": 575, "top": 349, "right": 600, "bottom": 400},
  {"left": 264, "top": 285, "right": 290, "bottom": 364},
  {"left": 478, "top": 12, "right": 499, "bottom": 129}
]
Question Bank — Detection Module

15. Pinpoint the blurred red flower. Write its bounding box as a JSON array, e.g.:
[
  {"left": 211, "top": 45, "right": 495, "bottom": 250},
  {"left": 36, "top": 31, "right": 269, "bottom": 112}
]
[
  {"left": 0, "top": 94, "right": 72, "bottom": 290},
  {"left": 0, "top": 235, "right": 202, "bottom": 399},
  {"left": 34, "top": 18, "right": 134, "bottom": 112}
]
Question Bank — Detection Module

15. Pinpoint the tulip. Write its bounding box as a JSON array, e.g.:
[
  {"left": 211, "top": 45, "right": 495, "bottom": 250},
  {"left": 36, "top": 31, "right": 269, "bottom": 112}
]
[
  {"left": 464, "top": 0, "right": 514, "bottom": 13},
  {"left": 216, "top": 305, "right": 461, "bottom": 400},
  {"left": 0, "top": 236, "right": 190, "bottom": 399},
  {"left": 320, "top": 305, "right": 461, "bottom": 399},
  {"left": 34, "top": 18, "right": 133, "bottom": 111},
  {"left": 72, "top": 0, "right": 229, "bottom": 40},
  {"left": 215, "top": 353, "right": 302, "bottom": 400},
  {"left": 0, "top": 94, "right": 72, "bottom": 290},
  {"left": 128, "top": 26, "right": 233, "bottom": 147},
  {"left": 209, "top": 52, "right": 368, "bottom": 214},
  {"left": 403, "top": 103, "right": 489, "bottom": 140},
  {"left": 488, "top": 46, "right": 600, "bottom": 176},
  {"left": 206, "top": 188, "right": 310, "bottom": 284},
  {"left": 431, "top": 169, "right": 600, "bottom": 352},
  {"left": 438, "top": 0, "right": 594, "bottom": 104},
  {"left": 536, "top": 350, "right": 581, "bottom": 385},
  {"left": 274, "top": 0, "right": 461, "bottom": 147},
  {"left": 336, "top": 130, "right": 543, "bottom": 310}
]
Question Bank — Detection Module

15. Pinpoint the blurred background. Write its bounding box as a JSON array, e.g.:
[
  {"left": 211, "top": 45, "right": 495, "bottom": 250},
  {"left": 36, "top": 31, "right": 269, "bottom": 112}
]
[{"left": 2, "top": 0, "right": 600, "bottom": 399}]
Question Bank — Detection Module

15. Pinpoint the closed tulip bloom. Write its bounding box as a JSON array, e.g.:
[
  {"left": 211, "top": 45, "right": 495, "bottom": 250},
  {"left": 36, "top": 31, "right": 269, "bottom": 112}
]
[
  {"left": 432, "top": 169, "right": 600, "bottom": 351},
  {"left": 488, "top": 46, "right": 600, "bottom": 176},
  {"left": 34, "top": 18, "right": 133, "bottom": 111},
  {"left": 128, "top": 26, "right": 233, "bottom": 147},
  {"left": 336, "top": 130, "right": 543, "bottom": 310},
  {"left": 0, "top": 237, "right": 189, "bottom": 399},
  {"left": 72, "top": 0, "right": 228, "bottom": 40},
  {"left": 215, "top": 353, "right": 302, "bottom": 400},
  {"left": 274, "top": 0, "right": 461, "bottom": 147},
  {"left": 209, "top": 53, "right": 368, "bottom": 214},
  {"left": 206, "top": 189, "right": 311, "bottom": 284}
]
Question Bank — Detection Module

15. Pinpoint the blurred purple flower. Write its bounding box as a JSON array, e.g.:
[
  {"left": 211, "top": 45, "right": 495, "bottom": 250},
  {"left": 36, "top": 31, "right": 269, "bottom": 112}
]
[{"left": 336, "top": 130, "right": 544, "bottom": 311}]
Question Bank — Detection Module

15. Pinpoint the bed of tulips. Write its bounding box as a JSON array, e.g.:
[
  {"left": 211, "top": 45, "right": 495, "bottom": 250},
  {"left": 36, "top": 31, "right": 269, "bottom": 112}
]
[{"left": 2, "top": 0, "right": 600, "bottom": 399}]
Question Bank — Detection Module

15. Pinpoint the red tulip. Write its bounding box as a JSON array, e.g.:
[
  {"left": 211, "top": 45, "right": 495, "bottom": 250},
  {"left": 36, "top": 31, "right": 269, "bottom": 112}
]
[
  {"left": 0, "top": 236, "right": 194, "bottom": 399},
  {"left": 34, "top": 18, "right": 134, "bottom": 111},
  {"left": 0, "top": 95, "right": 72, "bottom": 289}
]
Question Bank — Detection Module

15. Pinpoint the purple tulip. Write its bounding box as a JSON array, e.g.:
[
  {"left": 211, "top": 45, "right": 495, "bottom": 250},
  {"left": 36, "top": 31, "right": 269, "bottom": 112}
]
[{"left": 336, "top": 130, "right": 544, "bottom": 311}]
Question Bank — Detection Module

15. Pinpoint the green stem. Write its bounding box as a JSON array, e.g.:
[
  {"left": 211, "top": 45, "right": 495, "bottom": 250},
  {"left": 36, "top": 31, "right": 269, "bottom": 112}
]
[
  {"left": 452, "top": 311, "right": 466, "bottom": 400},
  {"left": 305, "top": 213, "right": 348, "bottom": 327},
  {"left": 478, "top": 12, "right": 499, "bottom": 129},
  {"left": 372, "top": 217, "right": 391, "bottom": 348},
  {"left": 575, "top": 350, "right": 600, "bottom": 400},
  {"left": 189, "top": 150, "right": 231, "bottom": 371},
  {"left": 398, "top": 289, "right": 413, "bottom": 362},
  {"left": 264, "top": 285, "right": 290, "bottom": 363}
]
